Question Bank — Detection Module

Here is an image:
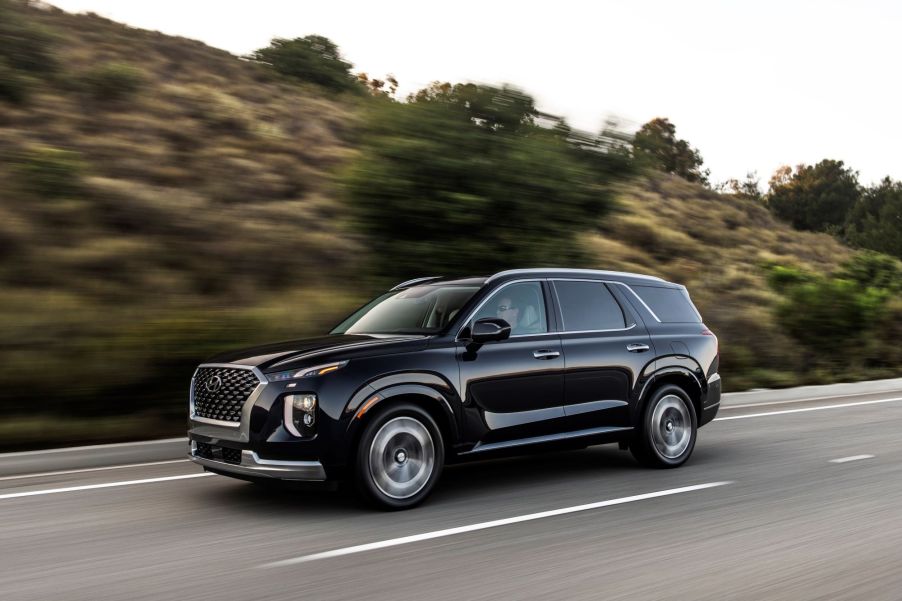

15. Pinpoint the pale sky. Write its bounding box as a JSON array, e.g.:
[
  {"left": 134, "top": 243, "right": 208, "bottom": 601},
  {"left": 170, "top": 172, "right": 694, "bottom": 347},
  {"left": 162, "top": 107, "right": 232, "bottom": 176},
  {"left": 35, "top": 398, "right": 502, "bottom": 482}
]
[{"left": 49, "top": 0, "right": 902, "bottom": 187}]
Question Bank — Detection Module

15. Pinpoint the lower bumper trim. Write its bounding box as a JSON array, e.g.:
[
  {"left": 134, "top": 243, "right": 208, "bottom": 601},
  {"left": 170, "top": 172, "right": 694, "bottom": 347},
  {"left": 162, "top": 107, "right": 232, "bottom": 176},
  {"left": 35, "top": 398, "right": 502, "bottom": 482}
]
[{"left": 190, "top": 449, "right": 327, "bottom": 481}]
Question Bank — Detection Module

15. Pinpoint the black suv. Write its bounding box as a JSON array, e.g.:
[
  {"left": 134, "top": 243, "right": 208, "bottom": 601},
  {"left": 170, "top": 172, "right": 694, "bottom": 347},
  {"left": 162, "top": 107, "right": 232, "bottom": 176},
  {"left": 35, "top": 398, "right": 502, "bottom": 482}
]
[{"left": 188, "top": 268, "right": 720, "bottom": 509}]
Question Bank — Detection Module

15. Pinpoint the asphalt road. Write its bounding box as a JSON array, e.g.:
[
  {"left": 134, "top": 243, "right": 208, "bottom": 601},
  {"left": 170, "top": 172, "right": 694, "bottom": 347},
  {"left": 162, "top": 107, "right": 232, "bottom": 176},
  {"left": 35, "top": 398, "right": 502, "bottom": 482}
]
[{"left": 1, "top": 383, "right": 902, "bottom": 600}]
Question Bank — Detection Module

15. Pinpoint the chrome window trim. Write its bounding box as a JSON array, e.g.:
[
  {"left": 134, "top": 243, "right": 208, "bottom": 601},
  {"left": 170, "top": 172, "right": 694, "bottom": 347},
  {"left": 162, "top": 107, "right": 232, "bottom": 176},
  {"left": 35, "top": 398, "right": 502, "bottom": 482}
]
[
  {"left": 613, "top": 282, "right": 662, "bottom": 322},
  {"left": 189, "top": 363, "right": 268, "bottom": 442},
  {"left": 550, "top": 278, "right": 634, "bottom": 332},
  {"left": 558, "top": 323, "right": 637, "bottom": 335},
  {"left": 389, "top": 276, "right": 443, "bottom": 291},
  {"left": 486, "top": 268, "right": 664, "bottom": 284},
  {"left": 455, "top": 278, "right": 552, "bottom": 341}
]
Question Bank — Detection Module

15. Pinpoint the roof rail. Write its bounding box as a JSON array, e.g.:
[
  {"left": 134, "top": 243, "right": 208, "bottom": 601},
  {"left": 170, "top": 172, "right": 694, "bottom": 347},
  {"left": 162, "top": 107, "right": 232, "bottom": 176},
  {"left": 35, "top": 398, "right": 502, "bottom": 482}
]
[
  {"left": 389, "top": 276, "right": 443, "bottom": 291},
  {"left": 485, "top": 268, "right": 665, "bottom": 284}
]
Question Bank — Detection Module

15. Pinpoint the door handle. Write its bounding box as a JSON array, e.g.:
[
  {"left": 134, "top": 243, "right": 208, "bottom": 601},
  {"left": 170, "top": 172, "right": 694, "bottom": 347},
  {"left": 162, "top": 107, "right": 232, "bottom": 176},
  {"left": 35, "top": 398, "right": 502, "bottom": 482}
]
[
  {"left": 626, "top": 343, "right": 650, "bottom": 352},
  {"left": 533, "top": 350, "right": 560, "bottom": 359}
]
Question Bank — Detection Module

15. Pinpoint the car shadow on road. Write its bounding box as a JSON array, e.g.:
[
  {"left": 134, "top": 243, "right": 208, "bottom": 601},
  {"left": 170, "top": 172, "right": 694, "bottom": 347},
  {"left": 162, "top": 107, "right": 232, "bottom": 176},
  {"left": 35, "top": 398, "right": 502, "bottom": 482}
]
[{"left": 194, "top": 442, "right": 732, "bottom": 516}]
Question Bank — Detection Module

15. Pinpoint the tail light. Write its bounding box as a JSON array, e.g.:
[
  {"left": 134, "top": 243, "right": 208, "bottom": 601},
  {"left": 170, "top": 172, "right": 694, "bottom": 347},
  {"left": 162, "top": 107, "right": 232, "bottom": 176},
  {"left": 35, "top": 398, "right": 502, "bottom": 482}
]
[{"left": 701, "top": 328, "right": 718, "bottom": 354}]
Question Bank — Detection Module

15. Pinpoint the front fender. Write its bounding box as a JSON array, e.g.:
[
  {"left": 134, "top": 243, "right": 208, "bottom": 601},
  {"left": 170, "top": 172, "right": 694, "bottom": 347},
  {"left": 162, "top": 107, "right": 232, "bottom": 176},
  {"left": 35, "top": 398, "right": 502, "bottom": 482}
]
[{"left": 342, "top": 374, "right": 460, "bottom": 443}]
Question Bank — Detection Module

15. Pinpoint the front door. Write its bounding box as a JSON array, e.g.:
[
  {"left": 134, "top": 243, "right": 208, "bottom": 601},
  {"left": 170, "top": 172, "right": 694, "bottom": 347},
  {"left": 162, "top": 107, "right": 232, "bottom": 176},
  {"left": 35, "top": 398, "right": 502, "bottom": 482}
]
[{"left": 457, "top": 280, "right": 566, "bottom": 445}]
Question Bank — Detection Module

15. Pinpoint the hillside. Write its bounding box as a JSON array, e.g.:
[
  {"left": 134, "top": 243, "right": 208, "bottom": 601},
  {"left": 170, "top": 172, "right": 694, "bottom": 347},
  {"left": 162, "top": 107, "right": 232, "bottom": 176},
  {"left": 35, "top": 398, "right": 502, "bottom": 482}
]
[{"left": 0, "top": 1, "right": 868, "bottom": 447}]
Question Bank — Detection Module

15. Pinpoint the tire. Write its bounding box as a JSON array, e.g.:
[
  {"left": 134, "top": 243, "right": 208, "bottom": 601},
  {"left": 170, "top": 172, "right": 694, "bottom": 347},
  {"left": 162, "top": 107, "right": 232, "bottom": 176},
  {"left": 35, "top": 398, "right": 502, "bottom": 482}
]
[
  {"left": 354, "top": 403, "right": 445, "bottom": 510},
  {"left": 630, "top": 384, "right": 697, "bottom": 468}
]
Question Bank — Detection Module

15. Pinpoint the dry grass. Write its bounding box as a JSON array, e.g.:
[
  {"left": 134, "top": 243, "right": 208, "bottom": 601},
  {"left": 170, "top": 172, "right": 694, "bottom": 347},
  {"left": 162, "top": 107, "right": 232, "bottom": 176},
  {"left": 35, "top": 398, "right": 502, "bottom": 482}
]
[
  {"left": 582, "top": 173, "right": 854, "bottom": 389},
  {"left": 0, "top": 2, "right": 881, "bottom": 448}
]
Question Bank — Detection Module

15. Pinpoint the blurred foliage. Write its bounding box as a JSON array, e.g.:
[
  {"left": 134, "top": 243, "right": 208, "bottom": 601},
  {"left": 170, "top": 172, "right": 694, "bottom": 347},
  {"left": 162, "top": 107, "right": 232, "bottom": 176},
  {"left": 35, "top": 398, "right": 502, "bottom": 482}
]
[
  {"left": 0, "top": 57, "right": 28, "bottom": 104},
  {"left": 344, "top": 84, "right": 626, "bottom": 280},
  {"left": 0, "top": 0, "right": 57, "bottom": 73},
  {"left": 632, "top": 118, "right": 710, "bottom": 185},
  {"left": 844, "top": 178, "right": 902, "bottom": 258},
  {"left": 81, "top": 61, "right": 145, "bottom": 102},
  {"left": 249, "top": 35, "right": 360, "bottom": 94},
  {"left": 718, "top": 171, "right": 763, "bottom": 202},
  {"left": 0, "top": 2, "right": 899, "bottom": 448},
  {"left": 15, "top": 146, "right": 85, "bottom": 198},
  {"left": 767, "top": 160, "right": 861, "bottom": 232},
  {"left": 766, "top": 252, "right": 902, "bottom": 368}
]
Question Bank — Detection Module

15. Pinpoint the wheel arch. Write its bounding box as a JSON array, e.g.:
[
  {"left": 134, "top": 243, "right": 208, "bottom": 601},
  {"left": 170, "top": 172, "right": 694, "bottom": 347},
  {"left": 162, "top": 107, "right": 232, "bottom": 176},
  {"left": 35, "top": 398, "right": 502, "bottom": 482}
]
[
  {"left": 635, "top": 366, "right": 704, "bottom": 424},
  {"left": 345, "top": 383, "right": 458, "bottom": 463}
]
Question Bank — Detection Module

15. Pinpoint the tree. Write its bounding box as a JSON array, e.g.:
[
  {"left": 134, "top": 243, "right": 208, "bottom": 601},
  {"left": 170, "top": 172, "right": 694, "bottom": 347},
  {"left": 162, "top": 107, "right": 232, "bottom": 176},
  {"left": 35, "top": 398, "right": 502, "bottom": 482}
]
[
  {"left": 720, "top": 171, "right": 762, "bottom": 201},
  {"left": 356, "top": 72, "right": 398, "bottom": 98},
  {"left": 766, "top": 160, "right": 860, "bottom": 232},
  {"left": 844, "top": 177, "right": 902, "bottom": 258},
  {"left": 249, "top": 35, "right": 359, "bottom": 93},
  {"left": 343, "top": 85, "right": 620, "bottom": 280},
  {"left": 632, "top": 118, "right": 709, "bottom": 185},
  {"left": 408, "top": 82, "right": 537, "bottom": 133}
]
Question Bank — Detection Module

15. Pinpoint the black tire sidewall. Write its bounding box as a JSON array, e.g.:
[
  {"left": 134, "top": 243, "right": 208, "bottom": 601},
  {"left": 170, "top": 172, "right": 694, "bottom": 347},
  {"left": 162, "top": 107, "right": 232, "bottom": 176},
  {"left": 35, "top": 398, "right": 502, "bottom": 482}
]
[
  {"left": 637, "top": 384, "right": 697, "bottom": 468},
  {"left": 354, "top": 403, "right": 445, "bottom": 510}
]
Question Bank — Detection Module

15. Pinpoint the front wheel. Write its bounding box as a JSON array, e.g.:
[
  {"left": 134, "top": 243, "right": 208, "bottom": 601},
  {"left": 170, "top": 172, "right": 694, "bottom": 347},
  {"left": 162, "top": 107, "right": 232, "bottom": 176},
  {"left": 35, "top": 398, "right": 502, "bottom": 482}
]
[
  {"left": 630, "top": 384, "right": 697, "bottom": 468},
  {"left": 355, "top": 404, "right": 444, "bottom": 509}
]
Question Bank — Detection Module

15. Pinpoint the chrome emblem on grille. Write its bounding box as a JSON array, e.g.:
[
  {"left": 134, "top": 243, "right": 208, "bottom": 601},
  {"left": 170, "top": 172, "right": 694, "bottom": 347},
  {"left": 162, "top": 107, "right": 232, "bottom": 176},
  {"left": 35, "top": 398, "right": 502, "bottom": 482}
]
[{"left": 205, "top": 375, "right": 222, "bottom": 393}]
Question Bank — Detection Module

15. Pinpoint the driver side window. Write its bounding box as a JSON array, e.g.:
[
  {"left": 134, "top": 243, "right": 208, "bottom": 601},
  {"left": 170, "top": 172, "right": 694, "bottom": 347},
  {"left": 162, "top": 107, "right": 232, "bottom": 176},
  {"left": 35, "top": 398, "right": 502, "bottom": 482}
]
[{"left": 472, "top": 282, "right": 548, "bottom": 336}]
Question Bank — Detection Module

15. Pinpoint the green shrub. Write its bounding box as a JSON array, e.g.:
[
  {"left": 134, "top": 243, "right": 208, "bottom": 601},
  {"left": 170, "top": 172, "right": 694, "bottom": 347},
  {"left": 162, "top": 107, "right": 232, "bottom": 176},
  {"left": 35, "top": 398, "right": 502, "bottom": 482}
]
[
  {"left": 343, "top": 85, "right": 624, "bottom": 280},
  {"left": 81, "top": 62, "right": 144, "bottom": 102},
  {"left": 0, "top": 1, "right": 57, "bottom": 73},
  {"left": 766, "top": 253, "right": 899, "bottom": 367},
  {"left": 16, "top": 147, "right": 85, "bottom": 198},
  {"left": 0, "top": 57, "right": 27, "bottom": 104},
  {"left": 249, "top": 35, "right": 359, "bottom": 93}
]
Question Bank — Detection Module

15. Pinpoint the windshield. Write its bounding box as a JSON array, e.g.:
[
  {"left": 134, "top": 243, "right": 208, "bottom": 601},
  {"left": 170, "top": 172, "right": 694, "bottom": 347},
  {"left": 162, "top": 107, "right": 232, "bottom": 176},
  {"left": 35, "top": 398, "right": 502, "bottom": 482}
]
[{"left": 331, "top": 285, "right": 481, "bottom": 335}]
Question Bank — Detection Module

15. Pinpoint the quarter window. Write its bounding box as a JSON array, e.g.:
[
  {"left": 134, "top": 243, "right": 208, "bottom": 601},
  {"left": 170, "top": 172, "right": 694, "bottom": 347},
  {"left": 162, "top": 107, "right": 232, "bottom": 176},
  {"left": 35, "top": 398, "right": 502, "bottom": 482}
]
[
  {"left": 631, "top": 285, "right": 701, "bottom": 323},
  {"left": 554, "top": 280, "right": 626, "bottom": 331}
]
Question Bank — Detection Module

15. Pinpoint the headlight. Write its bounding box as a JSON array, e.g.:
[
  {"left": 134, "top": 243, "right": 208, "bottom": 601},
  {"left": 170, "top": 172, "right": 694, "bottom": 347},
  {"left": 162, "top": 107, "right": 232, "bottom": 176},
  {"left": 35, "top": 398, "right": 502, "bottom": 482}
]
[
  {"left": 285, "top": 393, "right": 317, "bottom": 437},
  {"left": 266, "top": 360, "right": 348, "bottom": 382}
]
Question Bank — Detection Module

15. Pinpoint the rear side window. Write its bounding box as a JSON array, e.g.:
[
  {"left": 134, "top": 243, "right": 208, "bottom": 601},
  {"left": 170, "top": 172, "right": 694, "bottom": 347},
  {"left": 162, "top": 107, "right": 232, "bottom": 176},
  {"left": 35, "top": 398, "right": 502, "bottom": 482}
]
[
  {"left": 554, "top": 280, "right": 626, "bottom": 331},
  {"left": 631, "top": 285, "right": 701, "bottom": 323}
]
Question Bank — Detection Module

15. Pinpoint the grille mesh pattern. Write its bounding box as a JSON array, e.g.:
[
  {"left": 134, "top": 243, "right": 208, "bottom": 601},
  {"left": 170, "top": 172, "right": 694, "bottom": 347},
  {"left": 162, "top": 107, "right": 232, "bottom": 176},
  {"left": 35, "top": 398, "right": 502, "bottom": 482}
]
[
  {"left": 221, "top": 448, "right": 242, "bottom": 464},
  {"left": 192, "top": 366, "right": 261, "bottom": 423}
]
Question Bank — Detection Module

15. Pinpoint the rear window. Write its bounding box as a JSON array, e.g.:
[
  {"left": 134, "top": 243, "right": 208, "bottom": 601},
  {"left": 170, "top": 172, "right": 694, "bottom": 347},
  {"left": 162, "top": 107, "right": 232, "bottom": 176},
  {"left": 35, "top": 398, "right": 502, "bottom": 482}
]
[
  {"left": 631, "top": 285, "right": 701, "bottom": 323},
  {"left": 554, "top": 280, "right": 626, "bottom": 331}
]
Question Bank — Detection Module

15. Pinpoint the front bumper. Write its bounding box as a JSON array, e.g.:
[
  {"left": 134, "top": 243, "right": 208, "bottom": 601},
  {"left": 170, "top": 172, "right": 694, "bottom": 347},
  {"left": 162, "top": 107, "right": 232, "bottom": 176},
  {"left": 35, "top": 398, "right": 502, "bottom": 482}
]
[{"left": 189, "top": 445, "right": 326, "bottom": 481}]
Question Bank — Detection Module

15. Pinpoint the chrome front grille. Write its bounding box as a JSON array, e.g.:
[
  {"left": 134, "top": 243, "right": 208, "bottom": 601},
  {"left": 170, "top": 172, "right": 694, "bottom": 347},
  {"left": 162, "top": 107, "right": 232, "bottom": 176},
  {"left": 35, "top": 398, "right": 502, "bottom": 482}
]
[{"left": 191, "top": 366, "right": 262, "bottom": 424}]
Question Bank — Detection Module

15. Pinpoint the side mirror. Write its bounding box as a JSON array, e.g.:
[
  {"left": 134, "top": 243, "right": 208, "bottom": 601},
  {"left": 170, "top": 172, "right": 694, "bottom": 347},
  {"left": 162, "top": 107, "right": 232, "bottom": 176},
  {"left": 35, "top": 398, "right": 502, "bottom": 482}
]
[{"left": 471, "top": 318, "right": 511, "bottom": 344}]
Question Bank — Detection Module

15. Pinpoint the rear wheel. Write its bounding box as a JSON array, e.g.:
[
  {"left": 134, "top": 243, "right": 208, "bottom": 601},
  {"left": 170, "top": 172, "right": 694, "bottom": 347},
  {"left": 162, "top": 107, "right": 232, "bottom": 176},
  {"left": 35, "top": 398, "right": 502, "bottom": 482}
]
[
  {"left": 631, "top": 384, "right": 697, "bottom": 468},
  {"left": 355, "top": 403, "right": 444, "bottom": 509}
]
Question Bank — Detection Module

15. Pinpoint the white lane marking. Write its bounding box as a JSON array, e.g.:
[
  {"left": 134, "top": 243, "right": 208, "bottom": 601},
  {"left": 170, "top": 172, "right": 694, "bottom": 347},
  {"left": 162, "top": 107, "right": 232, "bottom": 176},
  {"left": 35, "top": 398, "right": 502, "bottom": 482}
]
[
  {"left": 0, "top": 459, "right": 190, "bottom": 482},
  {"left": 722, "top": 389, "right": 902, "bottom": 410},
  {"left": 714, "top": 396, "right": 902, "bottom": 421},
  {"left": 260, "top": 481, "right": 733, "bottom": 568},
  {"left": 0, "top": 472, "right": 214, "bottom": 500},
  {"left": 830, "top": 455, "right": 875, "bottom": 464},
  {"left": 0, "top": 437, "right": 186, "bottom": 458}
]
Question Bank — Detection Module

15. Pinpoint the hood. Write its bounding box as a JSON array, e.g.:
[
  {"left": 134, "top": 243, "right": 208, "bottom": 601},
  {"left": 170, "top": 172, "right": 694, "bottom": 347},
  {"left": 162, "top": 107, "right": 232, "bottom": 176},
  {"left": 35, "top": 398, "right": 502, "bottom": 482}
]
[{"left": 204, "top": 334, "right": 428, "bottom": 371}]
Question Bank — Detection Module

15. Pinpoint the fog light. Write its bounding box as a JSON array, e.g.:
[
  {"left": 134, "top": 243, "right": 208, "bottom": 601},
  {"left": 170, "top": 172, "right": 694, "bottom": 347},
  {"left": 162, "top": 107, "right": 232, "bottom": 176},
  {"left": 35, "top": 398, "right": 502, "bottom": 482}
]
[
  {"left": 284, "top": 394, "right": 317, "bottom": 437},
  {"left": 289, "top": 394, "right": 317, "bottom": 412}
]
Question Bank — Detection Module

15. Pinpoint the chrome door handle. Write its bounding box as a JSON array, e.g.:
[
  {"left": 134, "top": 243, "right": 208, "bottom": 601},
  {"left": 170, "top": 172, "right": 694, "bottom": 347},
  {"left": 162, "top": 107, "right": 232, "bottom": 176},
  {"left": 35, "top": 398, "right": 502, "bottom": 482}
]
[
  {"left": 626, "top": 343, "right": 650, "bottom": 352},
  {"left": 533, "top": 350, "right": 560, "bottom": 359}
]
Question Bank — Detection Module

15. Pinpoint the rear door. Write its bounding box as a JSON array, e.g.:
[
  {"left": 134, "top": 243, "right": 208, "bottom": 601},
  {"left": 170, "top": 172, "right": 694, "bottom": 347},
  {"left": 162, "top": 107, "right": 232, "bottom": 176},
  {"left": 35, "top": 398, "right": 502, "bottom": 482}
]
[{"left": 551, "top": 279, "right": 654, "bottom": 430}]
